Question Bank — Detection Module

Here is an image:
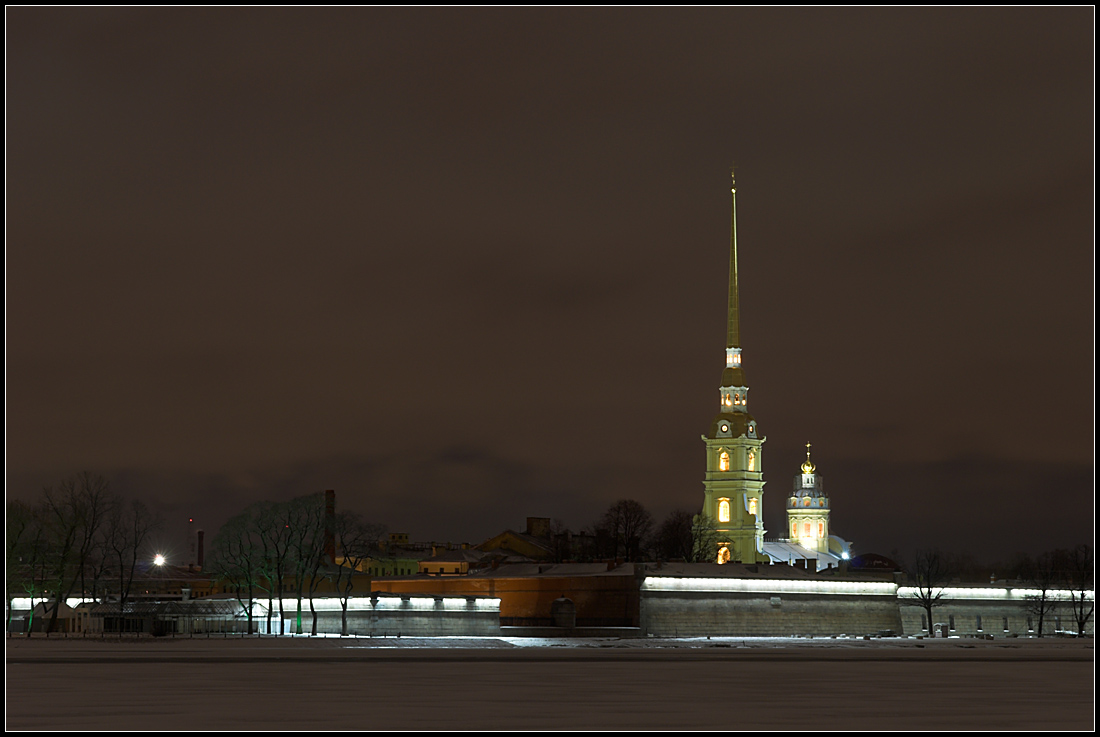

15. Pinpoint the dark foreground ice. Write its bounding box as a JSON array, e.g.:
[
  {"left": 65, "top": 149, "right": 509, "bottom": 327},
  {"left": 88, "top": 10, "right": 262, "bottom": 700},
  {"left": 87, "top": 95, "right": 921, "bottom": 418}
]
[{"left": 6, "top": 635, "right": 1094, "bottom": 730}]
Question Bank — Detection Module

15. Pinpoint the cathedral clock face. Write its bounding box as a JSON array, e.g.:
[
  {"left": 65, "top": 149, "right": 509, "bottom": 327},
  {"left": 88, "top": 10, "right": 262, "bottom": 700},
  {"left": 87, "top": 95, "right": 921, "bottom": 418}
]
[{"left": 720, "top": 423, "right": 729, "bottom": 433}]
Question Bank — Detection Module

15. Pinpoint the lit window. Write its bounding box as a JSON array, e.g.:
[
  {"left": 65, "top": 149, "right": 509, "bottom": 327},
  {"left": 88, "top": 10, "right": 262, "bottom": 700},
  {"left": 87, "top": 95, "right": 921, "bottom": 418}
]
[
  {"left": 718, "top": 499, "right": 730, "bottom": 523},
  {"left": 803, "top": 498, "right": 811, "bottom": 507},
  {"left": 726, "top": 354, "right": 734, "bottom": 366},
  {"left": 804, "top": 522, "right": 811, "bottom": 537},
  {"left": 748, "top": 498, "right": 757, "bottom": 516},
  {"left": 719, "top": 451, "right": 730, "bottom": 471},
  {"left": 723, "top": 393, "right": 731, "bottom": 406},
  {"left": 817, "top": 522, "right": 824, "bottom": 538},
  {"left": 748, "top": 449, "right": 756, "bottom": 471},
  {"left": 717, "top": 546, "right": 731, "bottom": 564},
  {"left": 734, "top": 393, "right": 740, "bottom": 405},
  {"left": 791, "top": 521, "right": 797, "bottom": 537}
]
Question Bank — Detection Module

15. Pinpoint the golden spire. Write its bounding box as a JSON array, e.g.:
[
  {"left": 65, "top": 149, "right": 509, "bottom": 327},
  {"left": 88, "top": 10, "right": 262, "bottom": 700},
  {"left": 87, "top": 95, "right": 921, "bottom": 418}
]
[
  {"left": 726, "top": 168, "right": 740, "bottom": 349},
  {"left": 800, "top": 442, "right": 816, "bottom": 474}
]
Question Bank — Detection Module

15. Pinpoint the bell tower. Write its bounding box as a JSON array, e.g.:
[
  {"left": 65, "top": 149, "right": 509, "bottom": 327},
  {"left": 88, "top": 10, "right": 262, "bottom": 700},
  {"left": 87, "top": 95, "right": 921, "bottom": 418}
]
[
  {"left": 787, "top": 443, "right": 830, "bottom": 553},
  {"left": 701, "top": 172, "right": 767, "bottom": 564}
]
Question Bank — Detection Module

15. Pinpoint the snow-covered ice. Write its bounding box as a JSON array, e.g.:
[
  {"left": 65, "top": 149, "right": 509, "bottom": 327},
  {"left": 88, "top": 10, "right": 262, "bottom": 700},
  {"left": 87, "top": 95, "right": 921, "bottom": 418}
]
[{"left": 6, "top": 635, "right": 1094, "bottom": 730}]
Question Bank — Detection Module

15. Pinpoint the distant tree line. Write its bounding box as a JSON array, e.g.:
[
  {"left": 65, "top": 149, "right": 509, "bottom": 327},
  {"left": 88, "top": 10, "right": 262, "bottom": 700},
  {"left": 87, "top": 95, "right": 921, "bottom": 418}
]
[
  {"left": 548, "top": 499, "right": 717, "bottom": 564},
  {"left": 207, "top": 493, "right": 385, "bottom": 637},
  {"left": 6, "top": 472, "right": 162, "bottom": 636}
]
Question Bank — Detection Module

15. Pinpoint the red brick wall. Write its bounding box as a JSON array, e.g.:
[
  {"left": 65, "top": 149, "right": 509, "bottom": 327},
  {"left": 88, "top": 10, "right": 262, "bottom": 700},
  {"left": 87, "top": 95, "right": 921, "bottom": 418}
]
[{"left": 372, "top": 575, "right": 639, "bottom": 627}]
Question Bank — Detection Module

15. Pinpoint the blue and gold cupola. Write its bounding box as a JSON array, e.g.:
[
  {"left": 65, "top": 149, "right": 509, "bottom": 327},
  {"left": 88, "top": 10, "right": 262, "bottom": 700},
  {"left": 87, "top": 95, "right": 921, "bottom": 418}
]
[{"left": 787, "top": 442, "right": 830, "bottom": 553}]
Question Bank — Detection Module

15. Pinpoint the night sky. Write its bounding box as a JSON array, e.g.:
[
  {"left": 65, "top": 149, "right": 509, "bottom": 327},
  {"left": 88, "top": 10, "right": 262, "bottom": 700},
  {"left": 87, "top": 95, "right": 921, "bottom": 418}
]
[{"left": 8, "top": 8, "right": 1093, "bottom": 565}]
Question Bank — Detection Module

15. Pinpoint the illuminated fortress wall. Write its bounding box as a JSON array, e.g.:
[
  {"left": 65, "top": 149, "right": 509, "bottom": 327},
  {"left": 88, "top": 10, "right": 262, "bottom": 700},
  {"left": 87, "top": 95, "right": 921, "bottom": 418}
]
[
  {"left": 267, "top": 594, "right": 502, "bottom": 637},
  {"left": 639, "top": 568, "right": 903, "bottom": 637},
  {"left": 895, "top": 586, "right": 1095, "bottom": 638}
]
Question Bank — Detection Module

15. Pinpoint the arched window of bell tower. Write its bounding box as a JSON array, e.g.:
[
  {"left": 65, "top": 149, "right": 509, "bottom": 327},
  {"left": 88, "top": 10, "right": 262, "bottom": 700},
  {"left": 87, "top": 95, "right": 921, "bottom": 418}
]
[
  {"left": 719, "top": 451, "right": 730, "bottom": 471},
  {"left": 717, "top": 546, "right": 731, "bottom": 564},
  {"left": 718, "top": 499, "right": 730, "bottom": 523},
  {"left": 748, "top": 449, "right": 756, "bottom": 471}
]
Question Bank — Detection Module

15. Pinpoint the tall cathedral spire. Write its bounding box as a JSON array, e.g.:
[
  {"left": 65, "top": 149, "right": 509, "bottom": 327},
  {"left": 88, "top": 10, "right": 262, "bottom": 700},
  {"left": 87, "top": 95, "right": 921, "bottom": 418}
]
[
  {"left": 722, "top": 170, "right": 744, "bottom": 375},
  {"left": 702, "top": 172, "right": 766, "bottom": 564},
  {"left": 727, "top": 170, "right": 740, "bottom": 349}
]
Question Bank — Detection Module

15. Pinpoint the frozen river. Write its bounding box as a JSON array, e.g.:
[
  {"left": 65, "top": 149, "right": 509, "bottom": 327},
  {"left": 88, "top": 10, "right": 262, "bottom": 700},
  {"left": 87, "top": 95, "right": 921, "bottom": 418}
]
[{"left": 6, "top": 635, "right": 1094, "bottom": 730}]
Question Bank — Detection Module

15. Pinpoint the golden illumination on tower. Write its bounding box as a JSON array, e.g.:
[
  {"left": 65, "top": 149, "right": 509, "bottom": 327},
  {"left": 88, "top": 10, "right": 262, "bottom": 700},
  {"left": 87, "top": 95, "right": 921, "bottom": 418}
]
[{"left": 701, "top": 170, "right": 767, "bottom": 564}]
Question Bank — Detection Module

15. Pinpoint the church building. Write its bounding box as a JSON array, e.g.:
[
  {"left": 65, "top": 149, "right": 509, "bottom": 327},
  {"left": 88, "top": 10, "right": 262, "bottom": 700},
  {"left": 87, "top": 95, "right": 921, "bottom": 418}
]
[
  {"left": 700, "top": 173, "right": 767, "bottom": 564},
  {"left": 701, "top": 174, "right": 850, "bottom": 568},
  {"left": 761, "top": 442, "right": 852, "bottom": 570}
]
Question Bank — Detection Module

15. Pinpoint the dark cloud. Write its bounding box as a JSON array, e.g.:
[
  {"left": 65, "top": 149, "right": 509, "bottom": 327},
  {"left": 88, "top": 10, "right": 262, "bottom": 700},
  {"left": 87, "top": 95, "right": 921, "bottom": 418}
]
[{"left": 7, "top": 8, "right": 1092, "bottom": 564}]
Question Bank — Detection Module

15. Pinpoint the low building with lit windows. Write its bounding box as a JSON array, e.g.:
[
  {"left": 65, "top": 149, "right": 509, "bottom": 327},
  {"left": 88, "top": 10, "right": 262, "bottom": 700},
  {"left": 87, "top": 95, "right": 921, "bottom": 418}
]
[{"left": 419, "top": 546, "right": 492, "bottom": 576}]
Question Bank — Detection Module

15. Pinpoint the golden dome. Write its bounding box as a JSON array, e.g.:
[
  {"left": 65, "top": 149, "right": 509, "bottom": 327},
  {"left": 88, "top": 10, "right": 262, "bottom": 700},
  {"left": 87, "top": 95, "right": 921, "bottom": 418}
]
[{"left": 800, "top": 442, "right": 816, "bottom": 473}]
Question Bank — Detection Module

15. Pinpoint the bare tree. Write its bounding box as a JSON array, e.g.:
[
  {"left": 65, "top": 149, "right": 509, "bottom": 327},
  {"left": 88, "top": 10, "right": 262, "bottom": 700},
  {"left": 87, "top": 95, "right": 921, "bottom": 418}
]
[
  {"left": 105, "top": 499, "right": 161, "bottom": 634},
  {"left": 654, "top": 509, "right": 695, "bottom": 561},
  {"left": 209, "top": 511, "right": 264, "bottom": 634},
  {"left": 599, "top": 500, "right": 655, "bottom": 561},
  {"left": 582, "top": 521, "right": 616, "bottom": 561},
  {"left": 284, "top": 493, "right": 326, "bottom": 635},
  {"left": 6, "top": 501, "right": 49, "bottom": 636},
  {"left": 6, "top": 501, "right": 33, "bottom": 634},
  {"left": 904, "top": 549, "right": 952, "bottom": 636},
  {"left": 39, "top": 478, "right": 87, "bottom": 634},
  {"left": 36, "top": 473, "right": 117, "bottom": 634},
  {"left": 21, "top": 515, "right": 52, "bottom": 635},
  {"left": 1062, "top": 544, "right": 1094, "bottom": 637},
  {"left": 254, "top": 501, "right": 293, "bottom": 635},
  {"left": 548, "top": 519, "right": 573, "bottom": 563},
  {"left": 70, "top": 473, "right": 116, "bottom": 607},
  {"left": 331, "top": 510, "right": 385, "bottom": 636},
  {"left": 1016, "top": 550, "right": 1061, "bottom": 637},
  {"left": 690, "top": 514, "right": 720, "bottom": 564}
]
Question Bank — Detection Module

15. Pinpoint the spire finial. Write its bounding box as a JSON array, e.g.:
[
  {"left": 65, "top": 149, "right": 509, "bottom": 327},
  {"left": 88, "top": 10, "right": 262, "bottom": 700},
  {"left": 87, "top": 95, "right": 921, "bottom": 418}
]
[
  {"left": 726, "top": 169, "right": 740, "bottom": 349},
  {"left": 801, "top": 442, "right": 816, "bottom": 474}
]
